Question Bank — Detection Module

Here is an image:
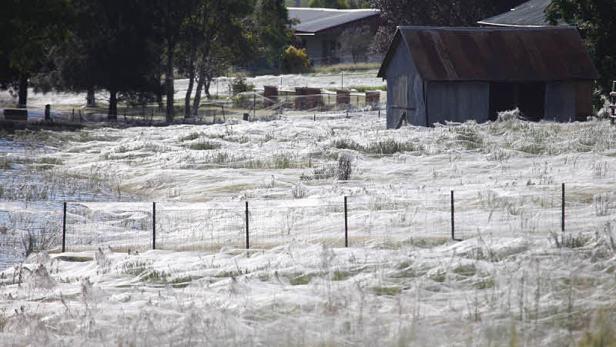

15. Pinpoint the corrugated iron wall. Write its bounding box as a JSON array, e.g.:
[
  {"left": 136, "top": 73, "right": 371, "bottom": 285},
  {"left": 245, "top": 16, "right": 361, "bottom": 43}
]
[
  {"left": 545, "top": 82, "right": 576, "bottom": 122},
  {"left": 385, "top": 39, "right": 425, "bottom": 128},
  {"left": 427, "top": 82, "right": 490, "bottom": 124},
  {"left": 575, "top": 81, "right": 593, "bottom": 120}
]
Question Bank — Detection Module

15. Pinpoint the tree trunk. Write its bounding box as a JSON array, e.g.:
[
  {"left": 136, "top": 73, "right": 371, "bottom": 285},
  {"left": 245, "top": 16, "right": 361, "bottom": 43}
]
[
  {"left": 204, "top": 77, "right": 211, "bottom": 98},
  {"left": 156, "top": 85, "right": 163, "bottom": 111},
  {"left": 156, "top": 70, "right": 164, "bottom": 110},
  {"left": 86, "top": 87, "right": 97, "bottom": 107},
  {"left": 108, "top": 90, "right": 118, "bottom": 120},
  {"left": 165, "top": 41, "right": 175, "bottom": 122},
  {"left": 192, "top": 67, "right": 205, "bottom": 116},
  {"left": 17, "top": 76, "right": 28, "bottom": 108},
  {"left": 184, "top": 75, "right": 194, "bottom": 118},
  {"left": 184, "top": 55, "right": 196, "bottom": 119}
]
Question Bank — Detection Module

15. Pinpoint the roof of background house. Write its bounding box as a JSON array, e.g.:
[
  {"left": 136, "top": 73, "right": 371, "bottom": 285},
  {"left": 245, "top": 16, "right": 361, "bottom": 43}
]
[
  {"left": 477, "top": 0, "right": 555, "bottom": 27},
  {"left": 377, "top": 26, "right": 598, "bottom": 82},
  {"left": 288, "top": 7, "right": 380, "bottom": 35}
]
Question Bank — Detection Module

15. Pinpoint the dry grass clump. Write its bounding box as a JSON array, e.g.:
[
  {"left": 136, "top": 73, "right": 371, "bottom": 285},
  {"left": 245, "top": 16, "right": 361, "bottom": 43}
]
[
  {"left": 332, "top": 138, "right": 362, "bottom": 151},
  {"left": 0, "top": 155, "right": 11, "bottom": 170},
  {"left": 331, "top": 137, "right": 419, "bottom": 155},
  {"left": 188, "top": 141, "right": 221, "bottom": 151},
  {"left": 578, "top": 311, "right": 616, "bottom": 347},
  {"left": 453, "top": 125, "right": 484, "bottom": 150},
  {"left": 301, "top": 164, "right": 337, "bottom": 181},
  {"left": 179, "top": 132, "right": 203, "bottom": 142},
  {"left": 337, "top": 153, "right": 353, "bottom": 180}
]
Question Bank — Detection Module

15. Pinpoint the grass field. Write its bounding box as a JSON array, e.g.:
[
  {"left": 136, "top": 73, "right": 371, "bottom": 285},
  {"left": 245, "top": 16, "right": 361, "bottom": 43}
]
[{"left": 1, "top": 93, "right": 616, "bottom": 345}]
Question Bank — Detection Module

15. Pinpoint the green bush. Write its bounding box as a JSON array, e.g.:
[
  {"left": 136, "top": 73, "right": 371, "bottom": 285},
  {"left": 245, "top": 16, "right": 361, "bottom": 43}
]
[
  {"left": 230, "top": 75, "right": 254, "bottom": 96},
  {"left": 281, "top": 46, "right": 311, "bottom": 74}
]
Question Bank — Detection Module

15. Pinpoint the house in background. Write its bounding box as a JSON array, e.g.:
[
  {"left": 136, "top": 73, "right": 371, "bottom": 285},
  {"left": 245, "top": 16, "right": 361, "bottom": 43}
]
[
  {"left": 288, "top": 7, "right": 380, "bottom": 65},
  {"left": 378, "top": 26, "right": 598, "bottom": 128},
  {"left": 477, "top": 0, "right": 558, "bottom": 27}
]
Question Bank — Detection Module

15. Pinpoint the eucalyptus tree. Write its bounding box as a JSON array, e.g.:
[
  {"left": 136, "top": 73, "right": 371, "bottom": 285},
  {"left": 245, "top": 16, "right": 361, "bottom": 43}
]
[
  {"left": 176, "top": 0, "right": 256, "bottom": 118},
  {"left": 369, "top": 0, "right": 527, "bottom": 52},
  {"left": 151, "top": 0, "right": 200, "bottom": 121},
  {"left": 0, "top": 0, "right": 71, "bottom": 108},
  {"left": 547, "top": 0, "right": 616, "bottom": 96},
  {"left": 54, "top": 0, "right": 161, "bottom": 119}
]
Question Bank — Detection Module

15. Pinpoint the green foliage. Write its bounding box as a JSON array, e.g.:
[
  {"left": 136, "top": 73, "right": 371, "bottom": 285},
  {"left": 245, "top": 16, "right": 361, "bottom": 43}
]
[
  {"left": 0, "top": 0, "right": 71, "bottom": 106},
  {"left": 309, "top": 0, "right": 349, "bottom": 8},
  {"left": 230, "top": 75, "right": 255, "bottom": 95},
  {"left": 312, "top": 62, "right": 381, "bottom": 74},
  {"left": 474, "top": 276, "right": 496, "bottom": 290},
  {"left": 289, "top": 273, "right": 313, "bottom": 285},
  {"left": 281, "top": 46, "right": 311, "bottom": 74},
  {"left": 288, "top": 0, "right": 369, "bottom": 6},
  {"left": 253, "top": 0, "right": 293, "bottom": 69},
  {"left": 1, "top": 0, "right": 265, "bottom": 117},
  {"left": 546, "top": 0, "right": 616, "bottom": 97},
  {"left": 181, "top": 0, "right": 255, "bottom": 118},
  {"left": 347, "top": 0, "right": 371, "bottom": 7},
  {"left": 452, "top": 264, "right": 477, "bottom": 277},
  {"left": 369, "top": 0, "right": 527, "bottom": 52},
  {"left": 372, "top": 285, "right": 401, "bottom": 296},
  {"left": 53, "top": 0, "right": 162, "bottom": 117}
]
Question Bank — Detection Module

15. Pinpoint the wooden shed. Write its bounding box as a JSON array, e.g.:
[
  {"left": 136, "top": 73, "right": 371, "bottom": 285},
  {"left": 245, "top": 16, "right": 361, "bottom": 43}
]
[{"left": 377, "top": 26, "right": 599, "bottom": 128}]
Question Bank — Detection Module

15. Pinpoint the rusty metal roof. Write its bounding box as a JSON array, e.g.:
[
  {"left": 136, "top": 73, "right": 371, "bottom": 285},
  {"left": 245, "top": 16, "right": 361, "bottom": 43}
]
[{"left": 377, "top": 26, "right": 598, "bottom": 82}]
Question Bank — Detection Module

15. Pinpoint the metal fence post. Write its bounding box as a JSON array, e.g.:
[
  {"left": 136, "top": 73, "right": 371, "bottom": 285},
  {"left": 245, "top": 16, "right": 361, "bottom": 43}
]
[
  {"left": 561, "top": 183, "right": 565, "bottom": 232},
  {"left": 344, "top": 196, "right": 348, "bottom": 248},
  {"left": 451, "top": 191, "right": 459, "bottom": 241},
  {"left": 62, "top": 202, "right": 67, "bottom": 253},
  {"left": 152, "top": 202, "right": 156, "bottom": 250},
  {"left": 245, "top": 201, "right": 250, "bottom": 249}
]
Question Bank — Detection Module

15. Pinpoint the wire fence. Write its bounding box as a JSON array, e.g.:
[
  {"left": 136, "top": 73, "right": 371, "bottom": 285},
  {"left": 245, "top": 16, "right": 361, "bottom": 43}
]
[
  {"left": 1, "top": 183, "right": 614, "bottom": 258},
  {"left": 212, "top": 71, "right": 384, "bottom": 95},
  {"left": 0, "top": 202, "right": 61, "bottom": 269},
  {"left": 1, "top": 88, "right": 386, "bottom": 128}
]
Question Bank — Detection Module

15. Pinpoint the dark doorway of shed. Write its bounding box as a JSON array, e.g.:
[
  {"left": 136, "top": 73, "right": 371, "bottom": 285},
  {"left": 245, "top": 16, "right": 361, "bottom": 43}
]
[
  {"left": 489, "top": 82, "right": 545, "bottom": 121},
  {"left": 489, "top": 83, "right": 515, "bottom": 121},
  {"left": 518, "top": 82, "right": 545, "bottom": 121}
]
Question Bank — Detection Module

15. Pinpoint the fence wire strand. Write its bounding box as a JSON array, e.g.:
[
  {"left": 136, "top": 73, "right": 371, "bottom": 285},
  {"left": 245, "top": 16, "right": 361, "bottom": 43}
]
[{"left": 1, "top": 183, "right": 613, "bottom": 256}]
